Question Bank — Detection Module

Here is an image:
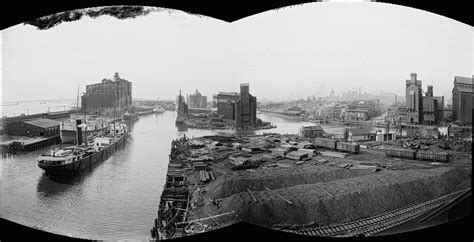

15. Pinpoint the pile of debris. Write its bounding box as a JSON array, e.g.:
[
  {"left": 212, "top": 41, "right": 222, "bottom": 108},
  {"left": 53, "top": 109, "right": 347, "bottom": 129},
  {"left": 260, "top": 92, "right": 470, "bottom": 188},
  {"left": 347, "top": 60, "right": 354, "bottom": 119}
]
[
  {"left": 170, "top": 135, "right": 191, "bottom": 160},
  {"left": 231, "top": 156, "right": 265, "bottom": 171},
  {"left": 384, "top": 137, "right": 472, "bottom": 153}
]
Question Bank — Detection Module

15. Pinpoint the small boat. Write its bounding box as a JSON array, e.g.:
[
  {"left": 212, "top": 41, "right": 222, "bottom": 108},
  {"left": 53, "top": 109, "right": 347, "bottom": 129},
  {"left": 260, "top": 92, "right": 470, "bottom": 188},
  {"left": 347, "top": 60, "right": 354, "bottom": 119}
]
[
  {"left": 153, "top": 106, "right": 166, "bottom": 114},
  {"left": 123, "top": 112, "right": 139, "bottom": 122}
]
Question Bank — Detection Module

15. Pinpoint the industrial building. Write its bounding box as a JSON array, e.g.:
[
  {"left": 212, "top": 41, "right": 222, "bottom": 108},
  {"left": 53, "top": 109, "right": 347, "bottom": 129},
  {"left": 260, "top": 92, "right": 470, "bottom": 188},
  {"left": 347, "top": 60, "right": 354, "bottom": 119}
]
[
  {"left": 5, "top": 118, "right": 60, "bottom": 137},
  {"left": 216, "top": 91, "right": 239, "bottom": 120},
  {"left": 187, "top": 89, "right": 208, "bottom": 109},
  {"left": 406, "top": 73, "right": 424, "bottom": 124},
  {"left": 299, "top": 125, "right": 325, "bottom": 139},
  {"left": 176, "top": 90, "right": 188, "bottom": 118},
  {"left": 235, "top": 83, "right": 257, "bottom": 129},
  {"left": 452, "top": 76, "right": 473, "bottom": 125},
  {"left": 81, "top": 73, "right": 132, "bottom": 115},
  {"left": 422, "top": 85, "right": 444, "bottom": 125},
  {"left": 342, "top": 109, "right": 369, "bottom": 121},
  {"left": 318, "top": 104, "right": 344, "bottom": 120}
]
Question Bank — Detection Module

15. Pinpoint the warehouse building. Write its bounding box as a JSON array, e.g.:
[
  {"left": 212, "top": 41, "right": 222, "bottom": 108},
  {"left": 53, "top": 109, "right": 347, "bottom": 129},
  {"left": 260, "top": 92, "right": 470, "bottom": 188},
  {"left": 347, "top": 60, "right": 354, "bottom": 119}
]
[{"left": 5, "top": 118, "right": 60, "bottom": 137}]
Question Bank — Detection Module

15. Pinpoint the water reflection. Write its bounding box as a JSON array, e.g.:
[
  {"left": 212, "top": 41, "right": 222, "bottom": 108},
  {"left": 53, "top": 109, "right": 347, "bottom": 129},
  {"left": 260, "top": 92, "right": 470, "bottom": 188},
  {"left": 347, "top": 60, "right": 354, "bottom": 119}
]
[{"left": 36, "top": 173, "right": 79, "bottom": 199}]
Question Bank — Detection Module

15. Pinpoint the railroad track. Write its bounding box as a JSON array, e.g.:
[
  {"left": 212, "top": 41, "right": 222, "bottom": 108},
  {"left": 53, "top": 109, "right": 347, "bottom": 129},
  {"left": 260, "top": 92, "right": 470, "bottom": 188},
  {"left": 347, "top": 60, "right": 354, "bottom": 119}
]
[
  {"left": 283, "top": 188, "right": 469, "bottom": 237},
  {"left": 210, "top": 195, "right": 231, "bottom": 203}
]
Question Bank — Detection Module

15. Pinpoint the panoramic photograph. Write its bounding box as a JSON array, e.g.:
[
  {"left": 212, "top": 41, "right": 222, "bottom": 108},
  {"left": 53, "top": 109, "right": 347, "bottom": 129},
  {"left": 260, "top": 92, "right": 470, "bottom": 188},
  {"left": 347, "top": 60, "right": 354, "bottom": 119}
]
[{"left": 1, "top": 2, "right": 472, "bottom": 241}]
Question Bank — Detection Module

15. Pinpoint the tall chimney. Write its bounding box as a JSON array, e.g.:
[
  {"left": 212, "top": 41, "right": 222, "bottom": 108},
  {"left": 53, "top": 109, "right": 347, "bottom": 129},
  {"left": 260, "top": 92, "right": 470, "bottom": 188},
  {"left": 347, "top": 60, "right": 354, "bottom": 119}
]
[{"left": 427, "top": 85, "right": 433, "bottom": 97}]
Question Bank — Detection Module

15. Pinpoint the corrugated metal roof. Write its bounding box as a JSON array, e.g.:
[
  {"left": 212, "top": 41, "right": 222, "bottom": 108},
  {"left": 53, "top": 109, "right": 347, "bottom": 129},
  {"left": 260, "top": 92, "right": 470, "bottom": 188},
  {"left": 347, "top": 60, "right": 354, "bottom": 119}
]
[{"left": 23, "top": 118, "right": 60, "bottom": 128}]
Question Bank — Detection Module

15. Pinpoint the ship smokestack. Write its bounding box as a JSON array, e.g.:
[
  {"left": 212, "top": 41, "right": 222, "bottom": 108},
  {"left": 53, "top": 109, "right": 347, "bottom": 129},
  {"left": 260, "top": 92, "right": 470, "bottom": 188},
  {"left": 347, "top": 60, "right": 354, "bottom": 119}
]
[{"left": 76, "top": 119, "right": 83, "bottom": 145}]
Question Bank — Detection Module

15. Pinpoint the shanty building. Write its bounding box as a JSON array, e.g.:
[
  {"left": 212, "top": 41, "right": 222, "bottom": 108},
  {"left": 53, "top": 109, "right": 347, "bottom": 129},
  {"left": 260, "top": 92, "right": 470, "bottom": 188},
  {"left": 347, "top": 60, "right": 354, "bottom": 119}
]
[
  {"left": 6, "top": 118, "right": 60, "bottom": 137},
  {"left": 348, "top": 128, "right": 375, "bottom": 142},
  {"left": 406, "top": 73, "right": 423, "bottom": 124},
  {"left": 81, "top": 72, "right": 132, "bottom": 115},
  {"left": 452, "top": 76, "right": 473, "bottom": 125}
]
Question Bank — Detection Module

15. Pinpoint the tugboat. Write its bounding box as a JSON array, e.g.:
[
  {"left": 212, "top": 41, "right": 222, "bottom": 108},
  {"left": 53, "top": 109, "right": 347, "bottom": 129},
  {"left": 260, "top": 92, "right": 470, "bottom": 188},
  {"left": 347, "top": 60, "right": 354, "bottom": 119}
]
[{"left": 37, "top": 119, "right": 128, "bottom": 177}]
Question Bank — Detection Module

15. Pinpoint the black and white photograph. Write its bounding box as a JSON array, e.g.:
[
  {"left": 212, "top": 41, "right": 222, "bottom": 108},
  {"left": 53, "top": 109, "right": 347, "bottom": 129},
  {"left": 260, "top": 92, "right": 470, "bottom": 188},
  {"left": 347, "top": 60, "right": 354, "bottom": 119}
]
[{"left": 1, "top": 1, "right": 472, "bottom": 241}]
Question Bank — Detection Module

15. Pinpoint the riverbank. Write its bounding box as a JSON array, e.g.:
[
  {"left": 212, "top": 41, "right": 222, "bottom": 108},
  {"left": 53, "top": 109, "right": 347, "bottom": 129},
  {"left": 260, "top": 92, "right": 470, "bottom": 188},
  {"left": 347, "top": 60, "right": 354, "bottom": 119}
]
[
  {"left": 177, "top": 116, "right": 276, "bottom": 131},
  {"left": 151, "top": 133, "right": 471, "bottom": 239}
]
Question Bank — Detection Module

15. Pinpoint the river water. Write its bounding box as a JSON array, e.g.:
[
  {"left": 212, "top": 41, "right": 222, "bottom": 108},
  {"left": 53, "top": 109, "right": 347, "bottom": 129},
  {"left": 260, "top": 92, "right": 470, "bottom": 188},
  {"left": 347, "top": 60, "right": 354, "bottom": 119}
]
[
  {"left": 1, "top": 111, "right": 319, "bottom": 240},
  {"left": 1, "top": 99, "right": 77, "bottom": 118}
]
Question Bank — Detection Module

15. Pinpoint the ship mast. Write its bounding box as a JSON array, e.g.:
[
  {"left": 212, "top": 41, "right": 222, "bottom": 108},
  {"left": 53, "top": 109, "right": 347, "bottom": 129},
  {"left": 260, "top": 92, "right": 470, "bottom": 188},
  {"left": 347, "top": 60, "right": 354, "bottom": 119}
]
[
  {"left": 83, "top": 92, "right": 87, "bottom": 146},
  {"left": 113, "top": 80, "right": 117, "bottom": 136},
  {"left": 76, "top": 82, "right": 80, "bottom": 116}
]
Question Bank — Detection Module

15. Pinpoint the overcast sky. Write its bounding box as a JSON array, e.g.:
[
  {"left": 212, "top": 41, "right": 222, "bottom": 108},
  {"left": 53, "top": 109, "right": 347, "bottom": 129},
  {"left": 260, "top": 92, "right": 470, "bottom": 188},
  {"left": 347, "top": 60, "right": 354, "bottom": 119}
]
[{"left": 1, "top": 2, "right": 473, "bottom": 103}]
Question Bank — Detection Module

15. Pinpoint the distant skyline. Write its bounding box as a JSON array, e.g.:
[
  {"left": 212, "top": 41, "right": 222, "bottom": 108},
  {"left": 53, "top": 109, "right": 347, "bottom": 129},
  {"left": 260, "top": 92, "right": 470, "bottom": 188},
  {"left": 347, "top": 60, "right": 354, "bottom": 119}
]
[{"left": 2, "top": 3, "right": 473, "bottom": 103}]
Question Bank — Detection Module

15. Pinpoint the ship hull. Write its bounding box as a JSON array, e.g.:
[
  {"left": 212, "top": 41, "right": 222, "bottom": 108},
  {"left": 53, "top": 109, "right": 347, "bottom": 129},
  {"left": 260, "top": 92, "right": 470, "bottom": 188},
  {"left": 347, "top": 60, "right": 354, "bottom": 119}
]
[{"left": 38, "top": 133, "right": 128, "bottom": 176}]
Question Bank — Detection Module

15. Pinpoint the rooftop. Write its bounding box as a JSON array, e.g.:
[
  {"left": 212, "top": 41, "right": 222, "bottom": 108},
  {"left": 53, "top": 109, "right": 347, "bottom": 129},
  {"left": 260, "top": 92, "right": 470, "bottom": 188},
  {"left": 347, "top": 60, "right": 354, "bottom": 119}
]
[
  {"left": 23, "top": 118, "right": 61, "bottom": 128},
  {"left": 218, "top": 91, "right": 239, "bottom": 96},
  {"left": 349, "top": 128, "right": 373, "bottom": 135},
  {"left": 346, "top": 109, "right": 369, "bottom": 113},
  {"left": 454, "top": 76, "right": 473, "bottom": 85},
  {"left": 302, "top": 125, "right": 324, "bottom": 131}
]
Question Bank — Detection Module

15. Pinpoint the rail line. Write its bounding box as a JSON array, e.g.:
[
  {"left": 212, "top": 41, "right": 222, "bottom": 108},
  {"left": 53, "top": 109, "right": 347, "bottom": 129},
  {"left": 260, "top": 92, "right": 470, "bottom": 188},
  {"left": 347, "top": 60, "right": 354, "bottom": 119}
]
[{"left": 283, "top": 188, "right": 469, "bottom": 237}]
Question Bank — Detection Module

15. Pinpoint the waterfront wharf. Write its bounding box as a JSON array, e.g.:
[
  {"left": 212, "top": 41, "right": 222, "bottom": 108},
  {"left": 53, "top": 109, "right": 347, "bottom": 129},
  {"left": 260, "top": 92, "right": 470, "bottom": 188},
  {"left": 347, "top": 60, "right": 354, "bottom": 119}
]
[
  {"left": 151, "top": 132, "right": 471, "bottom": 240},
  {"left": 1, "top": 135, "right": 61, "bottom": 156}
]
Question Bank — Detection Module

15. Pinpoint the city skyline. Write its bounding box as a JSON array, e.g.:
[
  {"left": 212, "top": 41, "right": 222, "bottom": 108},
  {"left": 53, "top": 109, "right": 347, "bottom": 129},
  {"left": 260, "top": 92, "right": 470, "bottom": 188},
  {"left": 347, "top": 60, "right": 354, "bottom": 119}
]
[{"left": 2, "top": 3, "right": 473, "bottom": 103}]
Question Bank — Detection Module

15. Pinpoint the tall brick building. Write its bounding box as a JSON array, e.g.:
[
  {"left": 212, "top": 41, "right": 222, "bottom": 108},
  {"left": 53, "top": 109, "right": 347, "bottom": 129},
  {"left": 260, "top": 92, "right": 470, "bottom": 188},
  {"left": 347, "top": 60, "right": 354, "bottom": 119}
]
[
  {"left": 81, "top": 73, "right": 132, "bottom": 115},
  {"left": 452, "top": 76, "right": 473, "bottom": 125},
  {"left": 406, "top": 73, "right": 423, "bottom": 124}
]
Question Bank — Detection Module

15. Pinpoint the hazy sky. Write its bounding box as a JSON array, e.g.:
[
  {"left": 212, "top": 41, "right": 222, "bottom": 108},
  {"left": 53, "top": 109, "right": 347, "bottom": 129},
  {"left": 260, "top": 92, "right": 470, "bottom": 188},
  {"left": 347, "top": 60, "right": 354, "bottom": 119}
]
[{"left": 1, "top": 2, "right": 473, "bottom": 102}]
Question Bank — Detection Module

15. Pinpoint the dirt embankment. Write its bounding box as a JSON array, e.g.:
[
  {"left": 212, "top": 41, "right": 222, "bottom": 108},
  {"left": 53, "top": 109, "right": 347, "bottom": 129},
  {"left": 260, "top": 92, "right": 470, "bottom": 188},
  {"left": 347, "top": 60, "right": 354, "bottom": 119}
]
[
  {"left": 210, "top": 167, "right": 470, "bottom": 227},
  {"left": 206, "top": 165, "right": 374, "bottom": 199}
]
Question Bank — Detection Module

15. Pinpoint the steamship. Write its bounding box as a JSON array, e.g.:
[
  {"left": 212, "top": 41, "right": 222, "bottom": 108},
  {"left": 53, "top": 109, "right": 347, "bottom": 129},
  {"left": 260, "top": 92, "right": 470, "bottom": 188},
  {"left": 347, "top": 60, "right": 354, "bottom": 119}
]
[{"left": 37, "top": 120, "right": 128, "bottom": 176}]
